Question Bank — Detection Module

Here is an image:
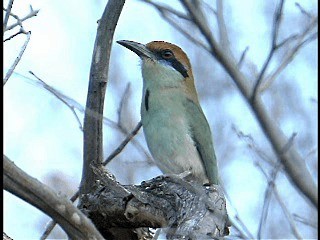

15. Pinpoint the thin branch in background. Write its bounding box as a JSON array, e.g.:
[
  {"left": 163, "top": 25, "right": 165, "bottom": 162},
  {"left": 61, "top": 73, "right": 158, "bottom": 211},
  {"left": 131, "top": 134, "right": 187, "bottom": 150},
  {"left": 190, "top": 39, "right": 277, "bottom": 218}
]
[
  {"left": 295, "top": 2, "right": 313, "bottom": 19},
  {"left": 276, "top": 33, "right": 299, "bottom": 49},
  {"left": 260, "top": 17, "right": 318, "bottom": 93},
  {"left": 117, "top": 82, "right": 132, "bottom": 132},
  {"left": 256, "top": 161, "right": 282, "bottom": 239},
  {"left": 3, "top": 0, "right": 14, "bottom": 32},
  {"left": 140, "top": 0, "right": 209, "bottom": 51},
  {"left": 293, "top": 213, "right": 318, "bottom": 229},
  {"left": 202, "top": 1, "right": 217, "bottom": 15},
  {"left": 219, "top": 182, "right": 255, "bottom": 239},
  {"left": 3, "top": 31, "right": 31, "bottom": 85},
  {"left": 3, "top": 7, "right": 25, "bottom": 32},
  {"left": 237, "top": 46, "right": 249, "bottom": 68},
  {"left": 103, "top": 122, "right": 142, "bottom": 165},
  {"left": 231, "top": 124, "right": 276, "bottom": 167},
  {"left": 115, "top": 82, "right": 153, "bottom": 162},
  {"left": 256, "top": 132, "right": 297, "bottom": 238},
  {"left": 163, "top": 12, "right": 209, "bottom": 51},
  {"left": 216, "top": 0, "right": 232, "bottom": 57},
  {"left": 4, "top": 5, "right": 39, "bottom": 32},
  {"left": 3, "top": 27, "right": 28, "bottom": 42},
  {"left": 180, "top": 0, "right": 219, "bottom": 53},
  {"left": 304, "top": 147, "right": 317, "bottom": 162},
  {"left": 251, "top": 0, "right": 285, "bottom": 99},
  {"left": 279, "top": 132, "right": 297, "bottom": 155},
  {"left": 28, "top": 71, "right": 84, "bottom": 130},
  {"left": 273, "top": 189, "right": 303, "bottom": 240},
  {"left": 256, "top": 162, "right": 303, "bottom": 240},
  {"left": 139, "top": 0, "right": 190, "bottom": 21}
]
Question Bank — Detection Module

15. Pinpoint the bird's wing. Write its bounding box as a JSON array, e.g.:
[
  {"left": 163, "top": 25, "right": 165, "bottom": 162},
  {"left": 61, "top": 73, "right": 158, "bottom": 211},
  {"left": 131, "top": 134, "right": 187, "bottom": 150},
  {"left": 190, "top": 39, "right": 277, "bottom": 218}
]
[{"left": 184, "top": 98, "right": 219, "bottom": 184}]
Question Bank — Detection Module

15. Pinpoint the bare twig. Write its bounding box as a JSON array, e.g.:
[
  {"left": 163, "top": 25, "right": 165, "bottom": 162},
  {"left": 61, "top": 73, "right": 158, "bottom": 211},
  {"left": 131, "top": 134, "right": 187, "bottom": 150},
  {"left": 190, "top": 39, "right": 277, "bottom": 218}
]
[
  {"left": 3, "top": 31, "right": 31, "bottom": 85},
  {"left": 140, "top": 0, "right": 209, "bottom": 51},
  {"left": 3, "top": 0, "right": 14, "bottom": 32},
  {"left": 28, "top": 71, "right": 84, "bottom": 131},
  {"left": 4, "top": 5, "right": 39, "bottom": 32},
  {"left": 162, "top": 13, "right": 209, "bottom": 51},
  {"left": 251, "top": 0, "right": 285, "bottom": 99},
  {"left": 3, "top": 27, "right": 28, "bottom": 42},
  {"left": 304, "top": 147, "right": 317, "bottom": 162},
  {"left": 256, "top": 162, "right": 303, "bottom": 239},
  {"left": 260, "top": 17, "right": 318, "bottom": 92},
  {"left": 139, "top": 0, "right": 190, "bottom": 21},
  {"left": 293, "top": 213, "right": 318, "bottom": 229},
  {"left": 256, "top": 161, "right": 281, "bottom": 239},
  {"left": 202, "top": 1, "right": 217, "bottom": 15},
  {"left": 295, "top": 2, "right": 313, "bottom": 19},
  {"left": 219, "top": 182, "right": 255, "bottom": 239},
  {"left": 232, "top": 124, "right": 276, "bottom": 166},
  {"left": 276, "top": 33, "right": 299, "bottom": 49},
  {"left": 103, "top": 122, "right": 142, "bottom": 165},
  {"left": 237, "top": 46, "right": 249, "bottom": 68},
  {"left": 117, "top": 82, "right": 132, "bottom": 131},
  {"left": 273, "top": 188, "right": 303, "bottom": 240},
  {"left": 279, "top": 132, "right": 297, "bottom": 155},
  {"left": 257, "top": 132, "right": 297, "bottom": 239},
  {"left": 181, "top": 0, "right": 219, "bottom": 55}
]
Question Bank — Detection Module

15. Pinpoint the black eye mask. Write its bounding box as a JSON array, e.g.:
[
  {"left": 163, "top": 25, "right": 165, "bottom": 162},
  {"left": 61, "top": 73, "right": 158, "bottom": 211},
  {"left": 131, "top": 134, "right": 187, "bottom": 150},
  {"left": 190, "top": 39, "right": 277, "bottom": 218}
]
[{"left": 155, "top": 50, "right": 189, "bottom": 78}]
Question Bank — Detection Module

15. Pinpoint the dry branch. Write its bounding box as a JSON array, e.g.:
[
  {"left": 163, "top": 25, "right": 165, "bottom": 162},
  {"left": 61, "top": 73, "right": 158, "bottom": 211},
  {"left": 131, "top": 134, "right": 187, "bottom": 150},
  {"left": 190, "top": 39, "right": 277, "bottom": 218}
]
[
  {"left": 3, "top": 155, "right": 104, "bottom": 239},
  {"left": 80, "top": 0, "right": 125, "bottom": 195},
  {"left": 3, "top": 31, "right": 31, "bottom": 85},
  {"left": 176, "top": 0, "right": 318, "bottom": 209},
  {"left": 79, "top": 165, "right": 230, "bottom": 239}
]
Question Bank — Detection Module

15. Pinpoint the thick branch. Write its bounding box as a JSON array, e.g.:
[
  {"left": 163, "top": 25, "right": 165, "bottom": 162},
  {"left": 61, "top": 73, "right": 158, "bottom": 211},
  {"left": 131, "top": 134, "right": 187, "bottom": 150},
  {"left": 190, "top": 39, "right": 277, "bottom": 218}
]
[
  {"left": 80, "top": 0, "right": 125, "bottom": 195},
  {"left": 79, "top": 165, "right": 230, "bottom": 239},
  {"left": 3, "top": 155, "right": 103, "bottom": 239}
]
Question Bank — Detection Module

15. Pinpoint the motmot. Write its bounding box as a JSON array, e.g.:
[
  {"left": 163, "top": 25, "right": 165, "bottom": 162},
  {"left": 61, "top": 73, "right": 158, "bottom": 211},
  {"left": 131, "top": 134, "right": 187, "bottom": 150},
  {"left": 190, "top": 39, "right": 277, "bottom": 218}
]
[{"left": 117, "top": 40, "right": 219, "bottom": 185}]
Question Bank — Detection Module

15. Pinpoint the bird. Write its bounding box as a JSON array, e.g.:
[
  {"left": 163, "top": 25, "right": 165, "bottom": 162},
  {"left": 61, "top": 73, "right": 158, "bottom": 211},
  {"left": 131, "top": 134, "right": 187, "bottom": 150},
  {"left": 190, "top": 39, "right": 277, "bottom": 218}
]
[{"left": 117, "top": 40, "right": 218, "bottom": 185}]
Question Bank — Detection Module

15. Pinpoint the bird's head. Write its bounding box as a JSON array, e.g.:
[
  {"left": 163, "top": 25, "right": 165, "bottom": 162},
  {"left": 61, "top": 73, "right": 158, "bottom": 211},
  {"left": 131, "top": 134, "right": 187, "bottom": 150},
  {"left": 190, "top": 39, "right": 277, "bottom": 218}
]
[{"left": 117, "top": 40, "right": 198, "bottom": 101}]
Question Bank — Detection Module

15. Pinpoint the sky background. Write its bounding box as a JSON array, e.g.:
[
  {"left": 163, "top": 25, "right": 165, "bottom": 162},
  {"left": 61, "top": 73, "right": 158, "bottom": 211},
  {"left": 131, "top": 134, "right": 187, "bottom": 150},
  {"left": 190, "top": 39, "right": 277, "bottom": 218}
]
[{"left": 3, "top": 0, "right": 318, "bottom": 239}]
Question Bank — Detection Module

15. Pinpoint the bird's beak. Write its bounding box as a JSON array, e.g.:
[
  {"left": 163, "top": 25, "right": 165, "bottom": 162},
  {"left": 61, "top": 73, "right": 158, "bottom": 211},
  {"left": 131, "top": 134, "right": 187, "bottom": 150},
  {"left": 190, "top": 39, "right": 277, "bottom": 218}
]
[{"left": 117, "top": 40, "right": 156, "bottom": 60}]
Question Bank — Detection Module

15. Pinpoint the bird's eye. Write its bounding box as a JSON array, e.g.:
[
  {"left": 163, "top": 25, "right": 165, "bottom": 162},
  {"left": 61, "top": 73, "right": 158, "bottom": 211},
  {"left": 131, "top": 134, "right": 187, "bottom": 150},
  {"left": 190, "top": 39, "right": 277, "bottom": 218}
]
[{"left": 161, "top": 50, "right": 173, "bottom": 59}]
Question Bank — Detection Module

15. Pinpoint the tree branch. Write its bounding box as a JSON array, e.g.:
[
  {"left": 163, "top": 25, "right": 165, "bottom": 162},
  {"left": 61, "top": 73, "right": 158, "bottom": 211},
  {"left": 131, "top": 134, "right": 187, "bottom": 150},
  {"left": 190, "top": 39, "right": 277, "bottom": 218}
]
[
  {"left": 3, "top": 0, "right": 14, "bottom": 32},
  {"left": 251, "top": 0, "right": 285, "bottom": 99},
  {"left": 3, "top": 31, "right": 31, "bottom": 85},
  {"left": 4, "top": 5, "right": 39, "bottom": 32},
  {"left": 28, "top": 71, "right": 84, "bottom": 130},
  {"left": 79, "top": 165, "right": 230, "bottom": 239},
  {"left": 3, "top": 155, "right": 104, "bottom": 239},
  {"left": 80, "top": 0, "right": 125, "bottom": 195},
  {"left": 177, "top": 0, "right": 318, "bottom": 208}
]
